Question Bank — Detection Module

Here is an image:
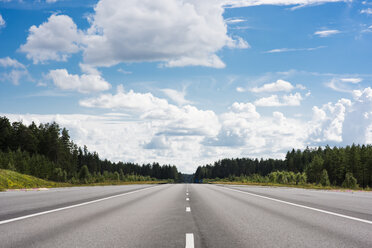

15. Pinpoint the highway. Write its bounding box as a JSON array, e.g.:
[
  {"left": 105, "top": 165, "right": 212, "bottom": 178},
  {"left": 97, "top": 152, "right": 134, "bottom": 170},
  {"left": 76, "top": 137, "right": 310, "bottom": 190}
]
[{"left": 0, "top": 184, "right": 371, "bottom": 248}]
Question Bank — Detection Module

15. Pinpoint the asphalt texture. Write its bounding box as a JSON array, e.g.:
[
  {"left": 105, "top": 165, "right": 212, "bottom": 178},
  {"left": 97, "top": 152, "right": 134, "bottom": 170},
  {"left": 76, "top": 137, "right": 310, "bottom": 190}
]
[{"left": 0, "top": 184, "right": 371, "bottom": 248}]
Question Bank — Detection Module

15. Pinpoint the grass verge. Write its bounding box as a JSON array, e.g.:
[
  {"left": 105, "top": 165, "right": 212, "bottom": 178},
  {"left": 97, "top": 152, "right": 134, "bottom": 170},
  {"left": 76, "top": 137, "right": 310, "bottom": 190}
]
[
  {"left": 0, "top": 169, "right": 168, "bottom": 191},
  {"left": 208, "top": 181, "right": 371, "bottom": 192},
  {"left": 0, "top": 169, "right": 68, "bottom": 190}
]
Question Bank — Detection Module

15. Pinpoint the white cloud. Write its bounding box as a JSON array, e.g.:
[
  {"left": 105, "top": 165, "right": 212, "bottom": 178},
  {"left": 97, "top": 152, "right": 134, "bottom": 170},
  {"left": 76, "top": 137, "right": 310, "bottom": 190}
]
[
  {"left": 361, "top": 8, "right": 372, "bottom": 15},
  {"left": 204, "top": 102, "right": 308, "bottom": 155},
  {"left": 251, "top": 79, "right": 294, "bottom": 93},
  {"left": 223, "top": 0, "right": 346, "bottom": 8},
  {"left": 314, "top": 29, "right": 340, "bottom": 37},
  {"left": 265, "top": 46, "right": 326, "bottom": 53},
  {"left": 46, "top": 0, "right": 58, "bottom": 3},
  {"left": 0, "top": 14, "right": 5, "bottom": 28},
  {"left": 326, "top": 77, "right": 362, "bottom": 92},
  {"left": 18, "top": 0, "right": 342, "bottom": 68},
  {"left": 4, "top": 87, "right": 372, "bottom": 173},
  {"left": 311, "top": 99, "right": 351, "bottom": 142},
  {"left": 79, "top": 63, "right": 101, "bottom": 75},
  {"left": 282, "top": 92, "right": 303, "bottom": 106},
  {"left": 82, "top": 0, "right": 249, "bottom": 68},
  {"left": 2, "top": 70, "right": 30, "bottom": 85},
  {"left": 161, "top": 88, "right": 191, "bottom": 106},
  {"left": 296, "top": 84, "right": 306, "bottom": 90},
  {"left": 48, "top": 69, "right": 111, "bottom": 93},
  {"left": 225, "top": 18, "right": 246, "bottom": 24},
  {"left": 255, "top": 95, "right": 281, "bottom": 106},
  {"left": 117, "top": 68, "right": 132, "bottom": 74},
  {"left": 144, "top": 136, "right": 170, "bottom": 150},
  {"left": 230, "top": 102, "right": 260, "bottom": 118},
  {"left": 0, "top": 57, "right": 29, "bottom": 85},
  {"left": 20, "top": 14, "right": 82, "bottom": 64},
  {"left": 0, "top": 57, "right": 25, "bottom": 69},
  {"left": 80, "top": 85, "right": 220, "bottom": 137},
  {"left": 340, "top": 78, "right": 362, "bottom": 84},
  {"left": 254, "top": 92, "right": 303, "bottom": 106},
  {"left": 343, "top": 88, "right": 372, "bottom": 144}
]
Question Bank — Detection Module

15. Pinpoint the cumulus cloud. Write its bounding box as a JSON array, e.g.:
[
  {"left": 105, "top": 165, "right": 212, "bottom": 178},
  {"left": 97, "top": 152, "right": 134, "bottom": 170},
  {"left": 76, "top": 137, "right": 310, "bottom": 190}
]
[
  {"left": 314, "top": 29, "right": 340, "bottom": 37},
  {"left": 20, "top": 14, "right": 82, "bottom": 64},
  {"left": 17, "top": 0, "right": 251, "bottom": 68},
  {"left": 204, "top": 102, "right": 308, "bottom": 154},
  {"left": 230, "top": 102, "right": 260, "bottom": 118},
  {"left": 254, "top": 92, "right": 303, "bottom": 106},
  {"left": 18, "top": 0, "right": 344, "bottom": 68},
  {"left": 144, "top": 136, "right": 170, "bottom": 150},
  {"left": 82, "top": 0, "right": 249, "bottom": 68},
  {"left": 5, "top": 87, "right": 372, "bottom": 172},
  {"left": 48, "top": 69, "right": 111, "bottom": 93},
  {"left": 2, "top": 70, "right": 30, "bottom": 85},
  {"left": 311, "top": 99, "right": 351, "bottom": 142},
  {"left": 0, "top": 57, "right": 30, "bottom": 85},
  {"left": 80, "top": 85, "right": 220, "bottom": 137},
  {"left": 161, "top": 88, "right": 192, "bottom": 106},
  {"left": 0, "top": 57, "right": 25, "bottom": 69},
  {"left": 251, "top": 79, "right": 294, "bottom": 93},
  {"left": 343, "top": 88, "right": 372, "bottom": 144}
]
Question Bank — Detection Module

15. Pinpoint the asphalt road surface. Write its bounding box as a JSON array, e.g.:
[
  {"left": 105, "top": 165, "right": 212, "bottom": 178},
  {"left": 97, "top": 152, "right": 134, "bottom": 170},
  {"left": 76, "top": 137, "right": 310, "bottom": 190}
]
[{"left": 0, "top": 184, "right": 371, "bottom": 248}]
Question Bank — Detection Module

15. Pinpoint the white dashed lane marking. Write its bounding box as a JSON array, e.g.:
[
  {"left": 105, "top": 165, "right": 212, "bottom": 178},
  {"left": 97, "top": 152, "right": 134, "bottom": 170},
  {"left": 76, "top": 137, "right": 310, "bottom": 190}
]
[{"left": 185, "top": 233, "right": 194, "bottom": 248}]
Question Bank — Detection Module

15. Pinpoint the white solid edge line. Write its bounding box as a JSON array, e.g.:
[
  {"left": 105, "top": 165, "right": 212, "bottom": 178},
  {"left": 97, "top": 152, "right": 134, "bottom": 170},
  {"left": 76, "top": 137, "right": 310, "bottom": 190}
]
[
  {"left": 186, "top": 198, "right": 190, "bottom": 201},
  {"left": 186, "top": 193, "right": 189, "bottom": 196},
  {"left": 185, "top": 233, "right": 194, "bottom": 248},
  {"left": 186, "top": 207, "right": 191, "bottom": 212},
  {"left": 0, "top": 185, "right": 160, "bottom": 225},
  {"left": 219, "top": 185, "right": 372, "bottom": 225}
]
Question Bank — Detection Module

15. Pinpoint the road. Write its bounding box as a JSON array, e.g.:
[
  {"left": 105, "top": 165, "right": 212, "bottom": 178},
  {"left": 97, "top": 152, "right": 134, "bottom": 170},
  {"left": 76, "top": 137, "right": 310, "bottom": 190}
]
[{"left": 0, "top": 184, "right": 371, "bottom": 248}]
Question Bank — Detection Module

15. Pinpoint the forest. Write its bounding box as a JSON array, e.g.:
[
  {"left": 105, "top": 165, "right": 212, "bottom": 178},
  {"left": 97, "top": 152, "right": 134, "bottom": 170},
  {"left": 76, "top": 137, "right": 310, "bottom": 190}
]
[
  {"left": 194, "top": 145, "right": 372, "bottom": 188},
  {"left": 0, "top": 116, "right": 179, "bottom": 183}
]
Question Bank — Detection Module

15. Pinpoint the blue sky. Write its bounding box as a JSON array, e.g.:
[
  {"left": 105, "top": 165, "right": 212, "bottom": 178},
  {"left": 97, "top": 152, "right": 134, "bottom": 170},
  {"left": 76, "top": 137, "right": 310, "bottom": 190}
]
[{"left": 1, "top": 0, "right": 372, "bottom": 173}]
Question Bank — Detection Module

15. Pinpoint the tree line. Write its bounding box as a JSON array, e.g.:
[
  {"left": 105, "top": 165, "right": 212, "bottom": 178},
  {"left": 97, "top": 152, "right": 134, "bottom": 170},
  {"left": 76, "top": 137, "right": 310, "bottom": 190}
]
[
  {"left": 0, "top": 116, "right": 179, "bottom": 183},
  {"left": 194, "top": 145, "right": 372, "bottom": 188}
]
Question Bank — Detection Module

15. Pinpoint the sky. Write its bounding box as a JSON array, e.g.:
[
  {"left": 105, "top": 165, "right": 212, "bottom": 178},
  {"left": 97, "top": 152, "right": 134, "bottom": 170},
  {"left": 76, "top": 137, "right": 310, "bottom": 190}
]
[{"left": 0, "top": 0, "right": 372, "bottom": 173}]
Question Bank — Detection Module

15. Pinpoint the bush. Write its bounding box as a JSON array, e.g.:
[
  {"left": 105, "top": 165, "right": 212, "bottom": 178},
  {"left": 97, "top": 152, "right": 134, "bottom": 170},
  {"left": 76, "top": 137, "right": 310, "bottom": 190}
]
[
  {"left": 296, "top": 172, "right": 307, "bottom": 185},
  {"left": 114, "top": 171, "right": 120, "bottom": 181},
  {"left": 79, "top": 165, "right": 90, "bottom": 182},
  {"left": 269, "top": 171, "right": 278, "bottom": 183},
  {"left": 319, "top": 169, "right": 330, "bottom": 186},
  {"left": 52, "top": 168, "right": 67, "bottom": 182},
  {"left": 342, "top": 172, "right": 358, "bottom": 189},
  {"left": 277, "top": 171, "right": 288, "bottom": 184}
]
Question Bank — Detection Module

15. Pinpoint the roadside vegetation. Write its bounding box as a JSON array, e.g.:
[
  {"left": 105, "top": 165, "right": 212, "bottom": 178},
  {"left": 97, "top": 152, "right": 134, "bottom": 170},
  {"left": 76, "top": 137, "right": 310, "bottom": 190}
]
[
  {"left": 0, "top": 169, "right": 169, "bottom": 191},
  {"left": 0, "top": 116, "right": 179, "bottom": 190},
  {"left": 0, "top": 169, "right": 67, "bottom": 191},
  {"left": 194, "top": 145, "right": 372, "bottom": 190},
  {"left": 203, "top": 173, "right": 365, "bottom": 191}
]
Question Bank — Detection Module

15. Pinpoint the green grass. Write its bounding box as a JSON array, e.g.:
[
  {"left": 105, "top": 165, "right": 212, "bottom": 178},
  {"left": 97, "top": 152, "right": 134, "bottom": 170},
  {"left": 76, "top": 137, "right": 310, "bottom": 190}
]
[
  {"left": 0, "top": 169, "right": 169, "bottom": 191},
  {"left": 208, "top": 180, "right": 371, "bottom": 191},
  {"left": 0, "top": 169, "right": 68, "bottom": 190}
]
